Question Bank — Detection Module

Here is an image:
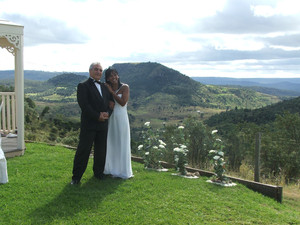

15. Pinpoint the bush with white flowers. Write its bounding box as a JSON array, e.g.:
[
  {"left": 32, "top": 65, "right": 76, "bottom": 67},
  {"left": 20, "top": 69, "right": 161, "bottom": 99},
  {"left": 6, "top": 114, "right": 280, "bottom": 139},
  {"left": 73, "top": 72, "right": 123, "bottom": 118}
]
[
  {"left": 138, "top": 122, "right": 166, "bottom": 169},
  {"left": 208, "top": 130, "right": 229, "bottom": 183},
  {"left": 174, "top": 145, "right": 188, "bottom": 175},
  {"left": 172, "top": 125, "right": 189, "bottom": 175}
]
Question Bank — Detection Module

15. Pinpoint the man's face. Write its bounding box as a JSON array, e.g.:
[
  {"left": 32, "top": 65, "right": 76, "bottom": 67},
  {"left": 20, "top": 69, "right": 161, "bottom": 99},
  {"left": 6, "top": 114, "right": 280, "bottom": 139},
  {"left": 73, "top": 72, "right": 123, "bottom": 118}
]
[{"left": 90, "top": 64, "right": 103, "bottom": 81}]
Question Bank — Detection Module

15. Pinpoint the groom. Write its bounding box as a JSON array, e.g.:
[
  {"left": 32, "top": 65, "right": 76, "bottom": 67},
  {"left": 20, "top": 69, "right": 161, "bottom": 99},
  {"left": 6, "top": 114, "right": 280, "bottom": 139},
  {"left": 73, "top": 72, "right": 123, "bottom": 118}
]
[{"left": 71, "top": 62, "right": 114, "bottom": 185}]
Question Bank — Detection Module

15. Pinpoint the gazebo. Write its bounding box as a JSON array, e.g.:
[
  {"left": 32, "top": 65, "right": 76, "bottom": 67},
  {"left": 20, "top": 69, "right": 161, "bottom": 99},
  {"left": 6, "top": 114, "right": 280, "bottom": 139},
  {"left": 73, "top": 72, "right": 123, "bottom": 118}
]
[{"left": 0, "top": 19, "right": 25, "bottom": 157}]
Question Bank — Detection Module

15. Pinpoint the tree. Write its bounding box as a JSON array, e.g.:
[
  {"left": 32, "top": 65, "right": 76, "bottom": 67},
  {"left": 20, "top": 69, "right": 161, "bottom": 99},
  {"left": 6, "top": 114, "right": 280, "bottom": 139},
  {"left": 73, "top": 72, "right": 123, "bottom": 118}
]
[
  {"left": 184, "top": 116, "right": 211, "bottom": 169},
  {"left": 40, "top": 106, "right": 50, "bottom": 119},
  {"left": 272, "top": 112, "right": 300, "bottom": 180}
]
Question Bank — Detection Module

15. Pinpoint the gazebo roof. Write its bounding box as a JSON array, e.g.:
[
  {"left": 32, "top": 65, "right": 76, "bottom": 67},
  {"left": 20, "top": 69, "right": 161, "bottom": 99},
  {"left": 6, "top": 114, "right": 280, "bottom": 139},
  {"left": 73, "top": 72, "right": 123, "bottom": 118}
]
[
  {"left": 0, "top": 19, "right": 22, "bottom": 25},
  {"left": 0, "top": 19, "right": 23, "bottom": 34}
]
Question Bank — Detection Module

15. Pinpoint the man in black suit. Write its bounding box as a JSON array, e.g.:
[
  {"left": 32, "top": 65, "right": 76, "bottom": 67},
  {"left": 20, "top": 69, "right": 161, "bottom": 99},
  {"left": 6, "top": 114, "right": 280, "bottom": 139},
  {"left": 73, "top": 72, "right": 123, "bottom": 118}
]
[{"left": 71, "top": 62, "right": 114, "bottom": 185}]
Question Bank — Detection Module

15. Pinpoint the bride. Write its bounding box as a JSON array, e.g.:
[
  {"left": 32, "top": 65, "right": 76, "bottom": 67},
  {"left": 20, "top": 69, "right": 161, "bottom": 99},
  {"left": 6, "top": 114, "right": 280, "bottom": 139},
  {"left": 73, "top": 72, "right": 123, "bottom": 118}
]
[
  {"left": 0, "top": 136, "right": 8, "bottom": 184},
  {"left": 103, "top": 67, "right": 133, "bottom": 179}
]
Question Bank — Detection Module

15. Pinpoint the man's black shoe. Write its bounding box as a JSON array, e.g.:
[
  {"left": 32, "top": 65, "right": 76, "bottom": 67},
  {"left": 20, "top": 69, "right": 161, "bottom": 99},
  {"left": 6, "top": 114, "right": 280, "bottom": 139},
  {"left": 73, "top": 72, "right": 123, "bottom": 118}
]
[
  {"left": 70, "top": 179, "right": 80, "bottom": 185},
  {"left": 94, "top": 174, "right": 105, "bottom": 180}
]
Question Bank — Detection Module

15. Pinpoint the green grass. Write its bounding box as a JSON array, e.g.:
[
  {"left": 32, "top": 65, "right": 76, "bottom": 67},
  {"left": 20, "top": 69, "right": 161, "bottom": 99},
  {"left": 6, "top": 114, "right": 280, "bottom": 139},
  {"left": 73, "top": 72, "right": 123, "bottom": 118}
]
[{"left": 1, "top": 143, "right": 299, "bottom": 224}]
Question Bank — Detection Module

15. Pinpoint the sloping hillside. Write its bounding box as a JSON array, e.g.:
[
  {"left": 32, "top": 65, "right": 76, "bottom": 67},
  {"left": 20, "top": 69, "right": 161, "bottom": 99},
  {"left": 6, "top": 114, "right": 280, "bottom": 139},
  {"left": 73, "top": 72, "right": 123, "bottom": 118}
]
[
  {"left": 192, "top": 77, "right": 300, "bottom": 97},
  {"left": 25, "top": 73, "right": 87, "bottom": 102},
  {"left": 206, "top": 96, "right": 300, "bottom": 127}
]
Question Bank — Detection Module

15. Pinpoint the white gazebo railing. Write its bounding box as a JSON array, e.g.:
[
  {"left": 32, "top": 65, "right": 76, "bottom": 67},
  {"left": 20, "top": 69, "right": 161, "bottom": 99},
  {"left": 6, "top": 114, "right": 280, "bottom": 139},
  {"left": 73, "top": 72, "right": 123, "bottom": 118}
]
[{"left": 0, "top": 92, "right": 16, "bottom": 134}]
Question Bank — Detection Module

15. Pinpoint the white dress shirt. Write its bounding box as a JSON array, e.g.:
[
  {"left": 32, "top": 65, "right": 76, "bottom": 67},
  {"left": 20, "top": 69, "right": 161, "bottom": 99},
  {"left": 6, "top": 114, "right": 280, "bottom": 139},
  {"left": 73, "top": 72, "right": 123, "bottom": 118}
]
[{"left": 93, "top": 80, "right": 103, "bottom": 97}]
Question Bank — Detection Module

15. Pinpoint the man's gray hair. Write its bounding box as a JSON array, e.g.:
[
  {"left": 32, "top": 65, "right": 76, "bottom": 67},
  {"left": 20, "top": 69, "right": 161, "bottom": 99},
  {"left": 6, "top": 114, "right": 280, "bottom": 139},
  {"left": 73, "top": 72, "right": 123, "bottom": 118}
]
[{"left": 89, "top": 62, "right": 102, "bottom": 71}]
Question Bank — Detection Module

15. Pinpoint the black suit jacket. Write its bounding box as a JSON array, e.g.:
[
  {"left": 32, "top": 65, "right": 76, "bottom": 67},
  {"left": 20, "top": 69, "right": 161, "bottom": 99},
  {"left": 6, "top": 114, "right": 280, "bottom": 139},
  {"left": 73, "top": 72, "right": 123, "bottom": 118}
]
[{"left": 77, "top": 78, "right": 113, "bottom": 131}]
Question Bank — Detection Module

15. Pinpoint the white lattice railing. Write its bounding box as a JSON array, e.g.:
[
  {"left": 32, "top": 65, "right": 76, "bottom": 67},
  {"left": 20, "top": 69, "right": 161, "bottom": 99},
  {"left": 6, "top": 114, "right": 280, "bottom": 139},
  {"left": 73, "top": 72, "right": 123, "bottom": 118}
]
[{"left": 0, "top": 92, "right": 16, "bottom": 133}]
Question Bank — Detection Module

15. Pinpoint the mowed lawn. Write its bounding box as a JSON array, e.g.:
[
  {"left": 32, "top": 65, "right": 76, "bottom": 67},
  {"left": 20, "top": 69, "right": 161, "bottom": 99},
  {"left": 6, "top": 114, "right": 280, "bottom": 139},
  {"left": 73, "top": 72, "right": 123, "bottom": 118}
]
[{"left": 0, "top": 143, "right": 299, "bottom": 224}]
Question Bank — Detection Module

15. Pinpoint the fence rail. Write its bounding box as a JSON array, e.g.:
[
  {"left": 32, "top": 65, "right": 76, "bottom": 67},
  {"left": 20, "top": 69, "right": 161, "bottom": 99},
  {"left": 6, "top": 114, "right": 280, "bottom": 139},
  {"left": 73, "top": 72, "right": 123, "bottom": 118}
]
[{"left": 0, "top": 92, "right": 16, "bottom": 134}]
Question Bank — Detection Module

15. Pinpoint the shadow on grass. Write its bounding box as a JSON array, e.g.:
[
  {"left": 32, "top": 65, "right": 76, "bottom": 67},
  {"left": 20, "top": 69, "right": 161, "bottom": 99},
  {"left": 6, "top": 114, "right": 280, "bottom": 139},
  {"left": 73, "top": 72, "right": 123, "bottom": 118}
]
[{"left": 28, "top": 177, "right": 124, "bottom": 224}]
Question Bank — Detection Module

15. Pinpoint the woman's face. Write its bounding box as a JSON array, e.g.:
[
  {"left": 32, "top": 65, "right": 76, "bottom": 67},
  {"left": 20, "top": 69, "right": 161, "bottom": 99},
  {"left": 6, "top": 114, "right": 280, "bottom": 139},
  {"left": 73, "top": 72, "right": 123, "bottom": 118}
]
[{"left": 107, "top": 72, "right": 119, "bottom": 84}]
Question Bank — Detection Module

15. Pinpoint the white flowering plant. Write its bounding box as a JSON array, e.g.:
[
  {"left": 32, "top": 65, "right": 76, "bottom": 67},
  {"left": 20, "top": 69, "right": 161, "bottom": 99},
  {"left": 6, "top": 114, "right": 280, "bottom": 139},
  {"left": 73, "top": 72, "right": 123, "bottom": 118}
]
[
  {"left": 208, "top": 130, "right": 229, "bottom": 183},
  {"left": 172, "top": 125, "right": 189, "bottom": 175},
  {"left": 174, "top": 144, "right": 188, "bottom": 175},
  {"left": 138, "top": 122, "right": 166, "bottom": 169}
]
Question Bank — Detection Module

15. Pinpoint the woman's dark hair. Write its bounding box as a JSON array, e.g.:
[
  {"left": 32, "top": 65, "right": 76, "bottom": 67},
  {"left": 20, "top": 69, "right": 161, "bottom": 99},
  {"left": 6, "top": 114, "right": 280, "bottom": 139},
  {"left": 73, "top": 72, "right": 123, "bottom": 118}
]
[{"left": 105, "top": 67, "right": 122, "bottom": 89}]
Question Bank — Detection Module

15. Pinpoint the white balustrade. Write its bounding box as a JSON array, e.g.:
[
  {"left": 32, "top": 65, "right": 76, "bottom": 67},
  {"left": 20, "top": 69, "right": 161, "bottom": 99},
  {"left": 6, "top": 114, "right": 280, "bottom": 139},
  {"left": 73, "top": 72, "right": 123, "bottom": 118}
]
[{"left": 0, "top": 92, "right": 16, "bottom": 134}]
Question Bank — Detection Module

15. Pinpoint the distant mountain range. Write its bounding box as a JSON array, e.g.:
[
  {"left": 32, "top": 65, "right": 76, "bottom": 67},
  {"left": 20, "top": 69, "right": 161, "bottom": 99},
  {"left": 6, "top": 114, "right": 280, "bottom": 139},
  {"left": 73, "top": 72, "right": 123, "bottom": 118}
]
[
  {"left": 1, "top": 62, "right": 293, "bottom": 128},
  {"left": 1, "top": 69, "right": 299, "bottom": 97},
  {"left": 192, "top": 77, "right": 300, "bottom": 97},
  {"left": 0, "top": 70, "right": 89, "bottom": 81},
  {"left": 1, "top": 63, "right": 285, "bottom": 108},
  {"left": 11, "top": 62, "right": 280, "bottom": 111}
]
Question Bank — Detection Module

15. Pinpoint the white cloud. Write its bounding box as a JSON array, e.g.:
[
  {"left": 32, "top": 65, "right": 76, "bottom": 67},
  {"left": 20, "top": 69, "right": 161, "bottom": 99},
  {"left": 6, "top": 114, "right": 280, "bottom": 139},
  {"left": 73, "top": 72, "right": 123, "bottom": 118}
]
[{"left": 1, "top": 0, "right": 300, "bottom": 78}]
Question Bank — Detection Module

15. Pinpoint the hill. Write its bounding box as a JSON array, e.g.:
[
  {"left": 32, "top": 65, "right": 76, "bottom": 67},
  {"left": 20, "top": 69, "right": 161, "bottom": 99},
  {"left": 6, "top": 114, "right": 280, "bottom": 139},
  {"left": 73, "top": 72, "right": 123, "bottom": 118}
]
[
  {"left": 192, "top": 77, "right": 300, "bottom": 97},
  {"left": 47, "top": 73, "right": 87, "bottom": 87},
  {"left": 22, "top": 63, "right": 283, "bottom": 111},
  {"left": 25, "top": 73, "right": 87, "bottom": 103},
  {"left": 0, "top": 70, "right": 89, "bottom": 81},
  {"left": 206, "top": 95, "right": 300, "bottom": 128},
  {"left": 108, "top": 62, "right": 280, "bottom": 109},
  {"left": 108, "top": 62, "right": 202, "bottom": 106},
  {"left": 245, "top": 86, "right": 299, "bottom": 98},
  {"left": 0, "top": 70, "right": 60, "bottom": 81}
]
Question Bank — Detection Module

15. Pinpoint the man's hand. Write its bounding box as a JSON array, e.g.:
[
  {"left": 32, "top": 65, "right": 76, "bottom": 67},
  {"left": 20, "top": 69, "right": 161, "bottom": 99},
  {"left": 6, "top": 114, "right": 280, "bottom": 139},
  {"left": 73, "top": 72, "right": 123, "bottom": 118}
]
[{"left": 99, "top": 112, "right": 109, "bottom": 121}]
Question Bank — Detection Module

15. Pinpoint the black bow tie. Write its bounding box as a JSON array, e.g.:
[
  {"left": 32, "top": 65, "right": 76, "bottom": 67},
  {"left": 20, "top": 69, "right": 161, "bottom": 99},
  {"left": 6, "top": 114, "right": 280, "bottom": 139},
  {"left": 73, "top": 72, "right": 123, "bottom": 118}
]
[{"left": 94, "top": 80, "right": 101, "bottom": 85}]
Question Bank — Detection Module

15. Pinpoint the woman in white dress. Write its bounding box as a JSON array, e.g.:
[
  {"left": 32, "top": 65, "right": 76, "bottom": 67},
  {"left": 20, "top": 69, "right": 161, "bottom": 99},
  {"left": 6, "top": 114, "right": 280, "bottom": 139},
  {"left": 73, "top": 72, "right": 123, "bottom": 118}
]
[
  {"left": 104, "top": 67, "right": 133, "bottom": 179},
  {"left": 0, "top": 136, "right": 9, "bottom": 184}
]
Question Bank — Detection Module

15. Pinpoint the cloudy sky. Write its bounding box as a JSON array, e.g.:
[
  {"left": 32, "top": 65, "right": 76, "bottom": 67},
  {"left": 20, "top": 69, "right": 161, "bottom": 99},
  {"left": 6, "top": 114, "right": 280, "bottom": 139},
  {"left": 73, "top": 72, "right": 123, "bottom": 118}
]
[{"left": 1, "top": 0, "right": 300, "bottom": 78}]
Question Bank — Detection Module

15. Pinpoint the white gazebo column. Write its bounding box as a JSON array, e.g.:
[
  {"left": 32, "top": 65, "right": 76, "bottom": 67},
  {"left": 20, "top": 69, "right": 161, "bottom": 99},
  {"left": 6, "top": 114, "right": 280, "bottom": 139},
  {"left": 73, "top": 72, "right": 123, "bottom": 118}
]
[
  {"left": 14, "top": 34, "right": 25, "bottom": 150},
  {"left": 0, "top": 19, "right": 25, "bottom": 151}
]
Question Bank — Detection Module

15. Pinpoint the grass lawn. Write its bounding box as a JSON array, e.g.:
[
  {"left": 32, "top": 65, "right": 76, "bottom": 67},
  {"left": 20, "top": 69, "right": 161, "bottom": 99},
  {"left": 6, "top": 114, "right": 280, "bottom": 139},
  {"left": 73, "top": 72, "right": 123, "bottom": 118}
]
[{"left": 1, "top": 143, "right": 299, "bottom": 224}]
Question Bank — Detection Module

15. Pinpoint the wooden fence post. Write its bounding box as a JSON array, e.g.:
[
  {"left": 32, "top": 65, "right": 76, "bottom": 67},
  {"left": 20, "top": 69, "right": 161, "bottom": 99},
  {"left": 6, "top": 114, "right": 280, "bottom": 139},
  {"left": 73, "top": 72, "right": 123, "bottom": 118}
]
[{"left": 254, "top": 132, "right": 261, "bottom": 182}]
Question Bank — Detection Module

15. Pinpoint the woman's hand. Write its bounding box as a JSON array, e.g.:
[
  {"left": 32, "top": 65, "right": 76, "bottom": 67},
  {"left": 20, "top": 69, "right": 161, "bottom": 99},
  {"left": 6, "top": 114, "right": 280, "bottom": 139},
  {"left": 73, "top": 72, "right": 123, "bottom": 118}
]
[
  {"left": 105, "top": 83, "right": 114, "bottom": 94},
  {"left": 109, "top": 101, "right": 115, "bottom": 110}
]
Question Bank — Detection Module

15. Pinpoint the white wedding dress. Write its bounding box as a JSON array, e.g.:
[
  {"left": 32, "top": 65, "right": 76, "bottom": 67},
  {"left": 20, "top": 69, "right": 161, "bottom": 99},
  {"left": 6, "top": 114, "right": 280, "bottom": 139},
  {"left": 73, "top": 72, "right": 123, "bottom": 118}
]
[
  {"left": 104, "top": 93, "right": 133, "bottom": 179},
  {"left": 0, "top": 137, "right": 9, "bottom": 183}
]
